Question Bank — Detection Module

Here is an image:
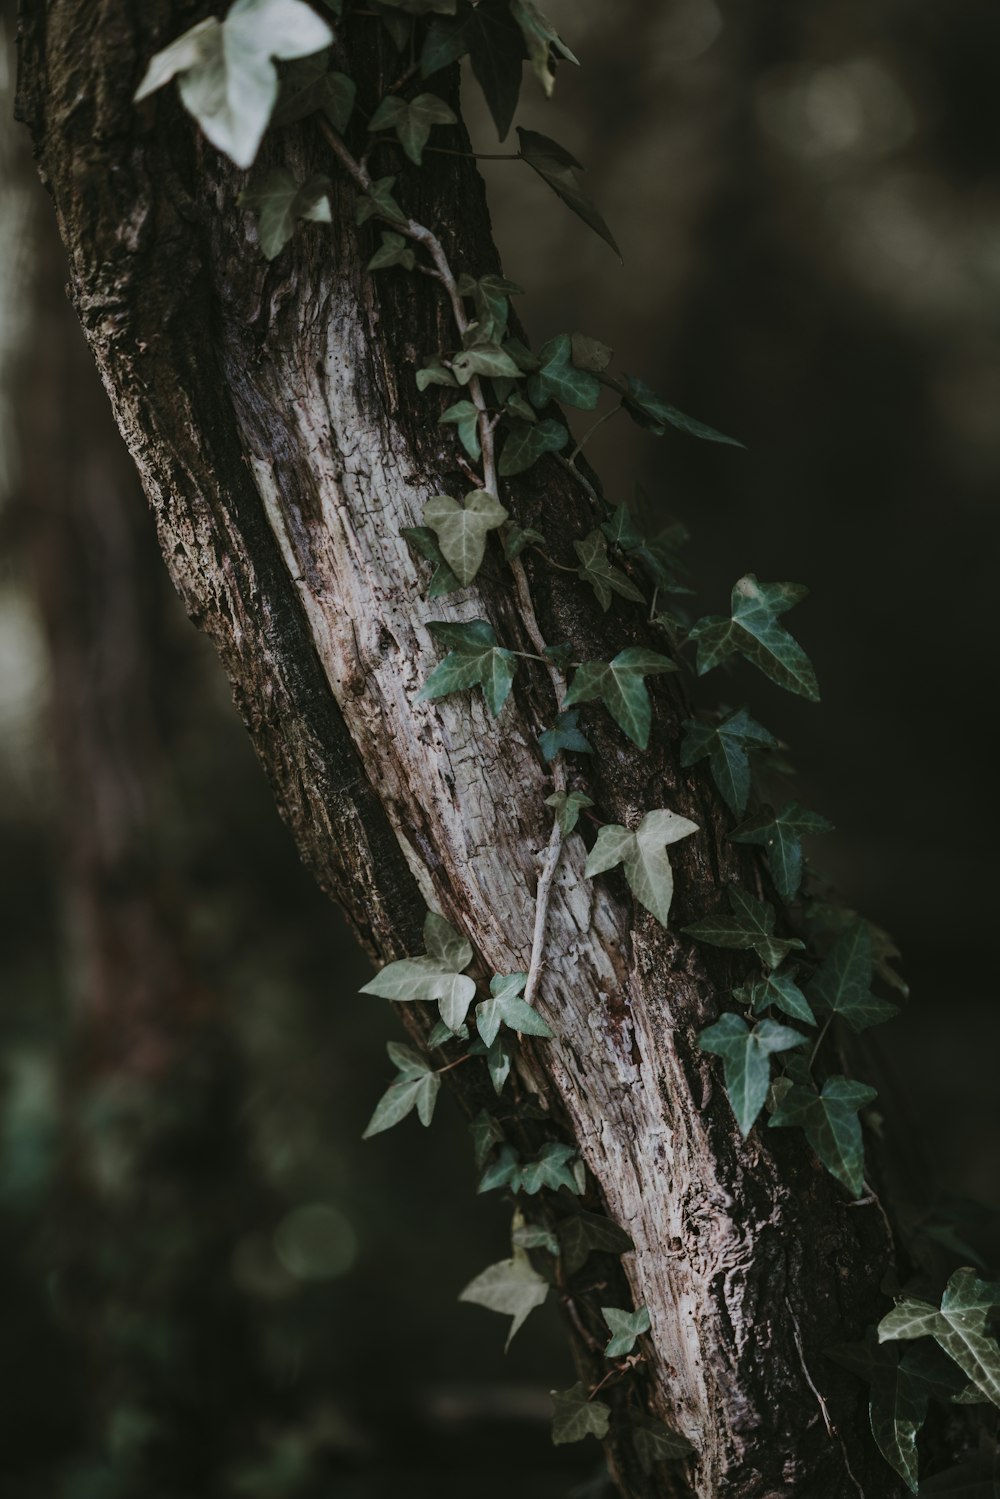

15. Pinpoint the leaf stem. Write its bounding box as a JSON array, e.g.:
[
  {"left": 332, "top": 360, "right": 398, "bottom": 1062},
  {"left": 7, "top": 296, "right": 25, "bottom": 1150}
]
[
  {"left": 425, "top": 146, "right": 522, "bottom": 160},
  {"left": 568, "top": 403, "right": 622, "bottom": 465},
  {"left": 808, "top": 1013, "right": 833, "bottom": 1071}
]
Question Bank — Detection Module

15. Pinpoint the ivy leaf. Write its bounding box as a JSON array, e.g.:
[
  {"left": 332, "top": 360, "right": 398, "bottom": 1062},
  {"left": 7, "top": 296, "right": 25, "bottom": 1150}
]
[
  {"left": 734, "top": 969, "right": 816, "bottom": 1026},
  {"left": 769, "top": 1075, "right": 877, "bottom": 1196},
  {"left": 478, "top": 1143, "right": 522, "bottom": 1194},
  {"left": 498, "top": 418, "right": 569, "bottom": 477},
  {"left": 571, "top": 332, "right": 614, "bottom": 372},
  {"left": 632, "top": 1414, "right": 695, "bottom": 1472},
  {"left": 730, "top": 802, "right": 833, "bottom": 900},
  {"left": 585, "top": 808, "right": 699, "bottom": 927},
  {"left": 806, "top": 922, "right": 899, "bottom": 1033},
  {"left": 504, "top": 524, "right": 545, "bottom": 561},
  {"left": 550, "top": 1383, "right": 611, "bottom": 1445},
  {"left": 520, "top": 1141, "right": 580, "bottom": 1195},
  {"left": 528, "top": 333, "right": 601, "bottom": 411},
  {"left": 368, "top": 90, "right": 457, "bottom": 165},
  {"left": 457, "top": 273, "right": 523, "bottom": 342},
  {"left": 564, "top": 648, "right": 677, "bottom": 750},
  {"left": 878, "top": 1268, "right": 1000, "bottom": 1408},
  {"left": 558, "top": 1209, "right": 634, "bottom": 1276},
  {"left": 574, "top": 530, "right": 645, "bottom": 612},
  {"left": 400, "top": 526, "right": 460, "bottom": 598},
  {"left": 510, "top": 0, "right": 578, "bottom": 97},
  {"left": 356, "top": 175, "right": 409, "bottom": 227},
  {"left": 620, "top": 374, "right": 743, "bottom": 446},
  {"left": 513, "top": 1223, "right": 560, "bottom": 1257},
  {"left": 827, "top": 1329, "right": 946, "bottom": 1493},
  {"left": 545, "top": 790, "right": 593, "bottom": 836},
  {"left": 459, "top": 1247, "right": 549, "bottom": 1349},
  {"left": 239, "top": 169, "right": 331, "bottom": 260},
  {"left": 476, "top": 972, "right": 552, "bottom": 1048},
  {"left": 487, "top": 1035, "right": 513, "bottom": 1094},
  {"left": 469, "top": 1109, "right": 506, "bottom": 1168},
  {"left": 683, "top": 884, "right": 805, "bottom": 970},
  {"left": 423, "top": 491, "right": 508, "bottom": 585},
  {"left": 680, "top": 708, "right": 778, "bottom": 818},
  {"left": 367, "top": 229, "right": 416, "bottom": 272},
  {"left": 415, "top": 360, "right": 457, "bottom": 391},
  {"left": 452, "top": 343, "right": 523, "bottom": 384},
  {"left": 271, "top": 50, "right": 356, "bottom": 131},
  {"left": 505, "top": 392, "right": 537, "bottom": 424},
  {"left": 418, "top": 619, "right": 517, "bottom": 715},
  {"left": 437, "top": 400, "right": 482, "bottom": 460},
  {"left": 467, "top": 0, "right": 525, "bottom": 141},
  {"left": 688, "top": 575, "right": 819, "bottom": 701},
  {"left": 517, "top": 128, "right": 622, "bottom": 259},
  {"left": 602, "top": 1304, "right": 651, "bottom": 1358},
  {"left": 135, "top": 0, "right": 333, "bottom": 167},
  {"left": 421, "top": 12, "right": 474, "bottom": 76},
  {"left": 360, "top": 910, "right": 477, "bottom": 1030},
  {"left": 538, "top": 710, "right": 594, "bottom": 763},
  {"left": 363, "top": 1043, "right": 440, "bottom": 1137},
  {"left": 698, "top": 1013, "right": 807, "bottom": 1137}
]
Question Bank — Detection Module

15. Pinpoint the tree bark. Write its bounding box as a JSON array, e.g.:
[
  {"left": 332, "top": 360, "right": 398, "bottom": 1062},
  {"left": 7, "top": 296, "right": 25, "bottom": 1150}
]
[{"left": 16, "top": 6, "right": 902, "bottom": 1494}]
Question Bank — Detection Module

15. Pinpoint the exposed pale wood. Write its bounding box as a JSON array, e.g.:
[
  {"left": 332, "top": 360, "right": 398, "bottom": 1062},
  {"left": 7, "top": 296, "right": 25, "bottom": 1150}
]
[{"left": 16, "top": 6, "right": 902, "bottom": 1494}]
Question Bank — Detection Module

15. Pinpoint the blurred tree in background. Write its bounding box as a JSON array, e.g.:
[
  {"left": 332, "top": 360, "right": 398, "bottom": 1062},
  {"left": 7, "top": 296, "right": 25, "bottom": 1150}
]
[{"left": 1, "top": 2, "right": 998, "bottom": 1496}]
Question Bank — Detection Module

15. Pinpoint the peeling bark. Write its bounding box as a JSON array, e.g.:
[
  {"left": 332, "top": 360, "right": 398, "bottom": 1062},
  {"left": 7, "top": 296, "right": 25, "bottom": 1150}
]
[{"left": 16, "top": 6, "right": 904, "bottom": 1494}]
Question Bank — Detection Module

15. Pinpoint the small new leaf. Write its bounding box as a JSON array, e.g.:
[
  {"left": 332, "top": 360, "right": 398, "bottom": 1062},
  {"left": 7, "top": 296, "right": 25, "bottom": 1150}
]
[
  {"left": 698, "top": 1013, "right": 807, "bottom": 1137},
  {"left": 735, "top": 969, "right": 816, "bottom": 1026},
  {"left": 683, "top": 884, "right": 805, "bottom": 970},
  {"left": 550, "top": 1384, "right": 611, "bottom": 1445},
  {"left": 585, "top": 808, "right": 699, "bottom": 927},
  {"left": 538, "top": 710, "right": 594, "bottom": 763},
  {"left": 363, "top": 1041, "right": 439, "bottom": 1137},
  {"left": 731, "top": 802, "right": 833, "bottom": 900},
  {"left": 438, "top": 401, "right": 482, "bottom": 461},
  {"left": 574, "top": 529, "right": 645, "bottom": 612},
  {"left": 602, "top": 1304, "right": 651, "bottom": 1358},
  {"left": 367, "top": 229, "right": 416, "bottom": 272},
  {"left": 418, "top": 619, "right": 517, "bottom": 716},
  {"left": 769, "top": 1075, "right": 877, "bottom": 1196},
  {"left": 240, "top": 168, "right": 331, "bottom": 260},
  {"left": 368, "top": 90, "right": 457, "bottom": 165},
  {"left": 680, "top": 708, "right": 778, "bottom": 817},
  {"left": 545, "top": 790, "right": 593, "bottom": 836},
  {"left": 356, "top": 176, "right": 408, "bottom": 227},
  {"left": 564, "top": 648, "right": 677, "bottom": 750},
  {"left": 476, "top": 972, "right": 553, "bottom": 1048},
  {"left": 688, "top": 575, "right": 819, "bottom": 701},
  {"left": 459, "top": 1248, "right": 549, "bottom": 1349}
]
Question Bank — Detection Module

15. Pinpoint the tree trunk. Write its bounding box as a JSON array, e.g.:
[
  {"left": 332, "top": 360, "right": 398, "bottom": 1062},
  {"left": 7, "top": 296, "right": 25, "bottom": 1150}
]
[{"left": 16, "top": 6, "right": 902, "bottom": 1494}]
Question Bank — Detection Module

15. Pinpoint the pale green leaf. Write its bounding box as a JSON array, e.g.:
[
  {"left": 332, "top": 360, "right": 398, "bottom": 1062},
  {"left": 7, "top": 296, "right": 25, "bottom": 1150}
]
[
  {"left": 459, "top": 1249, "right": 549, "bottom": 1349},
  {"left": 423, "top": 491, "right": 507, "bottom": 586},
  {"left": 544, "top": 790, "right": 593, "bottom": 836},
  {"left": 698, "top": 1013, "right": 806, "bottom": 1136},
  {"left": 550, "top": 1384, "right": 611, "bottom": 1445},
  {"left": 602, "top": 1304, "right": 651, "bottom": 1358},
  {"left": 584, "top": 808, "right": 699, "bottom": 927},
  {"left": 367, "top": 229, "right": 415, "bottom": 272}
]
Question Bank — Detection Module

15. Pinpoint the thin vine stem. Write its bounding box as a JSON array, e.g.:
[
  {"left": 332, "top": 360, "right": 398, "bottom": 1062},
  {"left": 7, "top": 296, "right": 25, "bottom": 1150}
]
[{"left": 568, "top": 402, "right": 622, "bottom": 465}]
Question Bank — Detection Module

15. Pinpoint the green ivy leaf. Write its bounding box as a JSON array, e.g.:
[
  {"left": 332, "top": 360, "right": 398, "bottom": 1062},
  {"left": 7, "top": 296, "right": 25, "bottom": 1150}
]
[
  {"left": 368, "top": 90, "right": 457, "bottom": 165},
  {"left": 469, "top": 1109, "right": 506, "bottom": 1168},
  {"left": 452, "top": 343, "right": 523, "bottom": 384},
  {"left": 806, "top": 921, "right": 899, "bottom": 1033},
  {"left": 418, "top": 619, "right": 517, "bottom": 715},
  {"left": 878, "top": 1268, "right": 1000, "bottom": 1409},
  {"left": 558, "top": 1209, "right": 634, "bottom": 1276},
  {"left": 734, "top": 969, "right": 816, "bottom": 1026},
  {"left": 134, "top": 0, "right": 333, "bottom": 168},
  {"left": 416, "top": 360, "right": 457, "bottom": 391},
  {"left": 527, "top": 333, "right": 601, "bottom": 411},
  {"left": 730, "top": 802, "right": 834, "bottom": 900},
  {"left": 426, "top": 1018, "right": 466, "bottom": 1047},
  {"left": 400, "top": 526, "right": 460, "bottom": 598},
  {"left": 571, "top": 333, "right": 614, "bottom": 372},
  {"left": 356, "top": 175, "right": 409, "bottom": 227},
  {"left": 498, "top": 417, "right": 569, "bottom": 476},
  {"left": 680, "top": 708, "right": 778, "bottom": 817},
  {"left": 538, "top": 710, "right": 594, "bottom": 763},
  {"left": 698, "top": 1013, "right": 807, "bottom": 1137},
  {"left": 436, "top": 400, "right": 482, "bottom": 461},
  {"left": 504, "top": 524, "right": 545, "bottom": 561},
  {"left": 467, "top": 0, "right": 525, "bottom": 140},
  {"left": 510, "top": 0, "right": 578, "bottom": 97},
  {"left": 487, "top": 1034, "right": 513, "bottom": 1094},
  {"left": 423, "top": 491, "right": 508, "bottom": 585},
  {"left": 367, "top": 229, "right": 416, "bottom": 272},
  {"left": 573, "top": 529, "right": 645, "bottom": 611},
  {"left": 363, "top": 1043, "right": 440, "bottom": 1137},
  {"left": 632, "top": 1414, "right": 695, "bottom": 1472},
  {"left": 688, "top": 575, "right": 819, "bottom": 701},
  {"left": 564, "top": 648, "right": 677, "bottom": 750},
  {"left": 683, "top": 884, "right": 805, "bottom": 970},
  {"left": 769, "top": 1075, "right": 877, "bottom": 1196},
  {"left": 459, "top": 1247, "right": 549, "bottom": 1349},
  {"left": 620, "top": 374, "right": 743, "bottom": 446},
  {"left": 517, "top": 128, "right": 622, "bottom": 259},
  {"left": 550, "top": 1383, "right": 611, "bottom": 1445},
  {"left": 272, "top": 50, "right": 356, "bottom": 131},
  {"left": 359, "top": 910, "right": 478, "bottom": 1031},
  {"left": 239, "top": 169, "right": 331, "bottom": 260},
  {"left": 544, "top": 790, "right": 593, "bottom": 836},
  {"left": 585, "top": 808, "right": 699, "bottom": 927},
  {"left": 457, "top": 273, "right": 523, "bottom": 342},
  {"left": 476, "top": 972, "right": 553, "bottom": 1048},
  {"left": 478, "top": 1143, "right": 522, "bottom": 1194},
  {"left": 520, "top": 1141, "right": 580, "bottom": 1195},
  {"left": 602, "top": 1304, "right": 651, "bottom": 1358},
  {"left": 512, "top": 1223, "right": 560, "bottom": 1257}
]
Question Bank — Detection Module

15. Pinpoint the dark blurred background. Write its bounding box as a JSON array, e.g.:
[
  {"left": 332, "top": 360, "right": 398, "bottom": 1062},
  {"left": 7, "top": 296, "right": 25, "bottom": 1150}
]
[{"left": 0, "top": 1, "right": 997, "bottom": 1494}]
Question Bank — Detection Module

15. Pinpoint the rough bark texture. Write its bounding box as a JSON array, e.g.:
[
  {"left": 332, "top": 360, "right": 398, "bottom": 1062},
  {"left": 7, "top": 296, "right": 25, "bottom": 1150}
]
[{"left": 17, "top": 5, "right": 904, "bottom": 1495}]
